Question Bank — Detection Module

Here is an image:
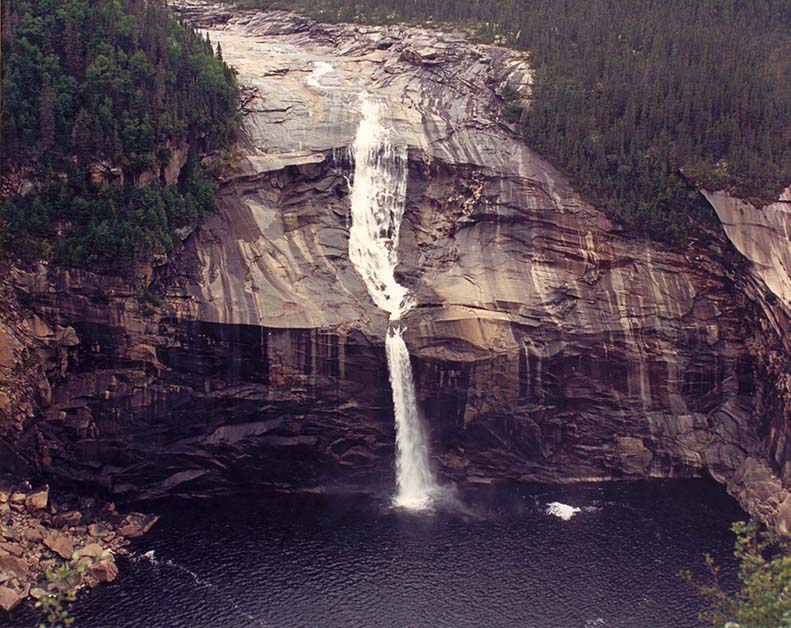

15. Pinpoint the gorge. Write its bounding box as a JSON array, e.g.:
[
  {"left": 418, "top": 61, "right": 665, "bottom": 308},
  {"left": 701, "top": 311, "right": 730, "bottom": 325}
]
[{"left": 1, "top": 0, "right": 790, "bottom": 552}]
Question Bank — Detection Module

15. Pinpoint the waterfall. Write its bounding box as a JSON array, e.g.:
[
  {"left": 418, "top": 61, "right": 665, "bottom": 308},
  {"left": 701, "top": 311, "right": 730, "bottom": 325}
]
[
  {"left": 347, "top": 94, "right": 438, "bottom": 510},
  {"left": 348, "top": 96, "right": 410, "bottom": 320},
  {"left": 386, "top": 327, "right": 436, "bottom": 509}
]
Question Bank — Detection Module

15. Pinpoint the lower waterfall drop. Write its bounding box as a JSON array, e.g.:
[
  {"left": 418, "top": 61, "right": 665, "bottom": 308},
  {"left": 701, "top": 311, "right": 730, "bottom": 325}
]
[
  {"left": 386, "top": 326, "right": 437, "bottom": 509},
  {"left": 347, "top": 94, "right": 439, "bottom": 510}
]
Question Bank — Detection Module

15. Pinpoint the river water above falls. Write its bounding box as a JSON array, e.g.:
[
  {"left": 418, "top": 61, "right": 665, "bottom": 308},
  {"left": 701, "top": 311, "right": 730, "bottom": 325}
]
[{"left": 10, "top": 480, "right": 743, "bottom": 628}]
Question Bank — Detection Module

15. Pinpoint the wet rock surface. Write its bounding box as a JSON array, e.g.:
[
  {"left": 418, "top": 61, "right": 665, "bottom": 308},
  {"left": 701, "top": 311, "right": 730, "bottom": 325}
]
[{"left": 0, "top": 2, "right": 788, "bottom": 535}]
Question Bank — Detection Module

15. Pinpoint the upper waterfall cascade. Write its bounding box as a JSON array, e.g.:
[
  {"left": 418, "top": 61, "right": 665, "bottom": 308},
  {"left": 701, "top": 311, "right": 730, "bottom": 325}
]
[
  {"left": 348, "top": 96, "right": 411, "bottom": 320},
  {"left": 347, "top": 94, "right": 439, "bottom": 510}
]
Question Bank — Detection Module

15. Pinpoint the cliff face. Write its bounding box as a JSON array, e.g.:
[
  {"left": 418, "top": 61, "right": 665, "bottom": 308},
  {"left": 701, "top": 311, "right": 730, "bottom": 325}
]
[
  {"left": 2, "top": 2, "right": 789, "bottom": 531},
  {"left": 702, "top": 188, "right": 791, "bottom": 530}
]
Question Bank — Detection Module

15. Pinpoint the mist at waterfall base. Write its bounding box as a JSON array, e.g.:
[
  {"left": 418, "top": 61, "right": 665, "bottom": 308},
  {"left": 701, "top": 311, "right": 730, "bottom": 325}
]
[{"left": 24, "top": 479, "right": 741, "bottom": 628}]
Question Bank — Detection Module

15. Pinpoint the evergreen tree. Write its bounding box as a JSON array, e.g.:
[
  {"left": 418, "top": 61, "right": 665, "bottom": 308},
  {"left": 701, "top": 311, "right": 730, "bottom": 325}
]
[
  {"left": 0, "top": 0, "right": 240, "bottom": 275},
  {"left": 38, "top": 73, "right": 55, "bottom": 152}
]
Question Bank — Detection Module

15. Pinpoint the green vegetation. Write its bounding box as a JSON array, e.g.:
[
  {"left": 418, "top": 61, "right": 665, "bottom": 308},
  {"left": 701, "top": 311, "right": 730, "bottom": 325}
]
[
  {"left": 2, "top": 158, "right": 215, "bottom": 273},
  {"left": 0, "top": 0, "right": 240, "bottom": 274},
  {"left": 684, "top": 521, "right": 791, "bottom": 628},
  {"left": 36, "top": 552, "right": 106, "bottom": 628},
  {"left": 238, "top": 0, "right": 791, "bottom": 244}
]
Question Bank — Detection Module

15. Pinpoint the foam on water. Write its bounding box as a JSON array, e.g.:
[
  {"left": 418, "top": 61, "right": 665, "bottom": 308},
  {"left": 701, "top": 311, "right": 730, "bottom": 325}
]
[
  {"left": 546, "top": 501, "right": 582, "bottom": 521},
  {"left": 133, "top": 550, "right": 266, "bottom": 627}
]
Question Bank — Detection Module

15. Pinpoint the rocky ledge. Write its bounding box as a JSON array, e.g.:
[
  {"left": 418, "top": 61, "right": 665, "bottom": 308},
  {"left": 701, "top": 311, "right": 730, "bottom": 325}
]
[{"left": 0, "top": 481, "right": 157, "bottom": 616}]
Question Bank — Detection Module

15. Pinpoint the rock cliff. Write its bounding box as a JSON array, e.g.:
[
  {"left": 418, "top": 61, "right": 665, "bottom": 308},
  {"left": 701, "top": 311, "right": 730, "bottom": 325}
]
[
  {"left": 2, "top": 2, "right": 790, "bottom": 532},
  {"left": 702, "top": 188, "right": 791, "bottom": 531}
]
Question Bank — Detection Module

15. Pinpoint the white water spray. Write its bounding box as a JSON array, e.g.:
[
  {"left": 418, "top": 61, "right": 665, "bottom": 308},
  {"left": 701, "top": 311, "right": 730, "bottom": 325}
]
[
  {"left": 306, "top": 61, "right": 334, "bottom": 89},
  {"left": 546, "top": 502, "right": 582, "bottom": 521},
  {"left": 347, "top": 95, "right": 438, "bottom": 510},
  {"left": 348, "top": 96, "right": 410, "bottom": 319}
]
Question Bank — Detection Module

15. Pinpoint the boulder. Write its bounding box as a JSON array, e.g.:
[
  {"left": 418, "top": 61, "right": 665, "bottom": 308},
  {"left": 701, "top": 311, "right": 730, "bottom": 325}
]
[
  {"left": 0, "top": 555, "right": 29, "bottom": 580},
  {"left": 118, "top": 513, "right": 159, "bottom": 539},
  {"left": 0, "top": 543, "right": 23, "bottom": 558},
  {"left": 52, "top": 511, "right": 82, "bottom": 528},
  {"left": 87, "top": 523, "right": 110, "bottom": 539},
  {"left": 89, "top": 558, "right": 118, "bottom": 583},
  {"left": 43, "top": 532, "right": 74, "bottom": 560},
  {"left": 0, "top": 586, "right": 24, "bottom": 612},
  {"left": 24, "top": 486, "right": 48, "bottom": 512},
  {"left": 23, "top": 527, "right": 45, "bottom": 543},
  {"left": 77, "top": 543, "right": 105, "bottom": 559}
]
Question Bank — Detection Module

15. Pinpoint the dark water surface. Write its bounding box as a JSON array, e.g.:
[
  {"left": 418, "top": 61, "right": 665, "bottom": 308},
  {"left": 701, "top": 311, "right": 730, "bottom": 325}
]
[{"left": 13, "top": 479, "right": 744, "bottom": 628}]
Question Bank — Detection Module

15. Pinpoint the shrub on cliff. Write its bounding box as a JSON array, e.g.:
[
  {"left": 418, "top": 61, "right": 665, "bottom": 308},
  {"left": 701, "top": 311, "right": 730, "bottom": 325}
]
[
  {"left": 684, "top": 520, "right": 791, "bottom": 628},
  {"left": 0, "top": 0, "right": 240, "bottom": 275}
]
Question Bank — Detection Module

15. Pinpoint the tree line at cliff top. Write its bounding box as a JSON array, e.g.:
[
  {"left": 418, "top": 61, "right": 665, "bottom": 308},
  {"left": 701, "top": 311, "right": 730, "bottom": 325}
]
[
  {"left": 0, "top": 0, "right": 240, "bottom": 275},
  {"left": 241, "top": 0, "right": 791, "bottom": 244}
]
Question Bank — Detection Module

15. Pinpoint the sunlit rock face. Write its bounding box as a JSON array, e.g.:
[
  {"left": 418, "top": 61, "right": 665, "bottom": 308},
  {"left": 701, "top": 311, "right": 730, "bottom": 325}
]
[
  {"left": 4, "top": 1, "right": 789, "bottom": 532},
  {"left": 703, "top": 187, "right": 791, "bottom": 531},
  {"left": 704, "top": 187, "right": 791, "bottom": 309},
  {"left": 175, "top": 5, "right": 754, "bottom": 482}
]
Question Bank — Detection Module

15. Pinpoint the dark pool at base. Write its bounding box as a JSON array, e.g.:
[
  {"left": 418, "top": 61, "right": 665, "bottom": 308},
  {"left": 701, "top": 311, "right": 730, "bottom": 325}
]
[{"left": 12, "top": 479, "right": 745, "bottom": 628}]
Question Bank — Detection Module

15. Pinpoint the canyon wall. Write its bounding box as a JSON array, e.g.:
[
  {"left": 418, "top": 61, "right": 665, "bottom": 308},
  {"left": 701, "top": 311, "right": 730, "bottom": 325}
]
[{"left": 2, "top": 2, "right": 790, "bottom": 531}]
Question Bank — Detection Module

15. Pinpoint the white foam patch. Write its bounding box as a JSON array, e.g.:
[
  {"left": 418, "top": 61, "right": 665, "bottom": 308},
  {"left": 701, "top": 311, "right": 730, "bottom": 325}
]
[
  {"left": 546, "top": 501, "right": 581, "bottom": 521},
  {"left": 306, "top": 61, "right": 334, "bottom": 88}
]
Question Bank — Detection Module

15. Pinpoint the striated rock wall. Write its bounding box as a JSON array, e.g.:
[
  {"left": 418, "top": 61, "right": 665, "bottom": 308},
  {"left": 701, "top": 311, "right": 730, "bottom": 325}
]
[
  {"left": 404, "top": 159, "right": 753, "bottom": 483},
  {"left": 702, "top": 188, "right": 791, "bottom": 531},
  {"left": 1, "top": 265, "right": 394, "bottom": 500},
  {"left": 1, "top": 2, "right": 789, "bottom": 532}
]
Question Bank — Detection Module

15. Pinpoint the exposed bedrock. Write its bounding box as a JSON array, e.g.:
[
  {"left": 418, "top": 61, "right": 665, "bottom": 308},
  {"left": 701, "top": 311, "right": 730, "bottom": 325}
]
[
  {"left": 2, "top": 2, "right": 790, "bottom": 531},
  {"left": 2, "top": 268, "right": 396, "bottom": 500},
  {"left": 702, "top": 188, "right": 791, "bottom": 531}
]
